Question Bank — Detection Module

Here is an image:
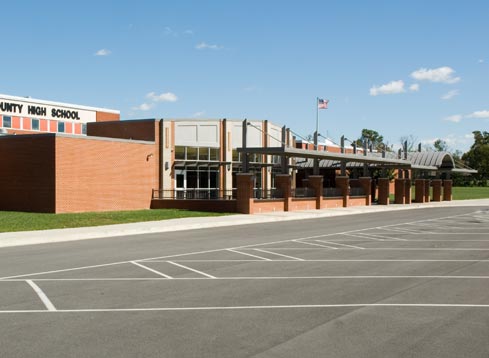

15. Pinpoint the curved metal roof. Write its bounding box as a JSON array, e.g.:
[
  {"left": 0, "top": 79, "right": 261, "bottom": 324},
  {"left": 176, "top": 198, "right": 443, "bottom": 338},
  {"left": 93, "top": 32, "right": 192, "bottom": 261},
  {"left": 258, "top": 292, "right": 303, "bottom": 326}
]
[{"left": 407, "top": 151, "right": 455, "bottom": 169}]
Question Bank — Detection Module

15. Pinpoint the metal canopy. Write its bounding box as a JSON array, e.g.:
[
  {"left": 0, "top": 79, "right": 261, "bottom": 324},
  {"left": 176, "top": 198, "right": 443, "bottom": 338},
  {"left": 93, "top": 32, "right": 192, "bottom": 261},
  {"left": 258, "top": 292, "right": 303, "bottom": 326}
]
[{"left": 237, "top": 146, "right": 412, "bottom": 167}]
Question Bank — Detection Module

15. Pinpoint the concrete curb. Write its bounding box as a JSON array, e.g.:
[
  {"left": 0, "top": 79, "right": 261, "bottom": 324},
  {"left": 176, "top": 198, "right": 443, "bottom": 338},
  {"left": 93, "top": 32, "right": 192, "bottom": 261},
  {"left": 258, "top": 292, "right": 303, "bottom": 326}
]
[{"left": 0, "top": 199, "right": 488, "bottom": 249}]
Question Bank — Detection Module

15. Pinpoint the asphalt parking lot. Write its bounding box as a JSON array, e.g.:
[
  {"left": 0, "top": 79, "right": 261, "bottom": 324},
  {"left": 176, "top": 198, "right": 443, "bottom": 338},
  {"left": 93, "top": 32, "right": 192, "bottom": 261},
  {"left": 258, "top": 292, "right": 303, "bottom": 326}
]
[{"left": 1, "top": 206, "right": 489, "bottom": 357}]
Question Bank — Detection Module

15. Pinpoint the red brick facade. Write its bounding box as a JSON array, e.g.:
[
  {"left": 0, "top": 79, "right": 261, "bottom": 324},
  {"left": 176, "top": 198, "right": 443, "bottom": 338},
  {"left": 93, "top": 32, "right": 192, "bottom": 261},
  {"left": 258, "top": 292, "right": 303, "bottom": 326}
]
[{"left": 0, "top": 134, "right": 155, "bottom": 213}]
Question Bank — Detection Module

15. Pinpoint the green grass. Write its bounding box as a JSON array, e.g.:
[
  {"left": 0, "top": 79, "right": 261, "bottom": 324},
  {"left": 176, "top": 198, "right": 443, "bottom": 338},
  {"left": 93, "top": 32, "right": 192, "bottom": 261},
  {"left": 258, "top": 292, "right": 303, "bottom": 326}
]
[
  {"left": 0, "top": 209, "right": 230, "bottom": 233},
  {"left": 387, "top": 186, "right": 489, "bottom": 202},
  {"left": 452, "top": 186, "right": 489, "bottom": 200}
]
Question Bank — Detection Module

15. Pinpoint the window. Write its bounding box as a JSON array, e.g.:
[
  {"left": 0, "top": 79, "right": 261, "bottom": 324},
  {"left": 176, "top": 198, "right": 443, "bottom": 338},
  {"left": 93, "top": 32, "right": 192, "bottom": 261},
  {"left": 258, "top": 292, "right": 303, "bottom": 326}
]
[
  {"left": 32, "top": 118, "right": 39, "bottom": 131},
  {"left": 57, "top": 121, "right": 65, "bottom": 133},
  {"left": 186, "top": 147, "right": 198, "bottom": 160},
  {"left": 81, "top": 124, "right": 87, "bottom": 135},
  {"left": 175, "top": 146, "right": 185, "bottom": 160},
  {"left": 199, "top": 147, "right": 209, "bottom": 161},
  {"left": 3, "top": 116, "right": 11, "bottom": 128},
  {"left": 209, "top": 148, "right": 219, "bottom": 161},
  {"left": 232, "top": 149, "right": 240, "bottom": 162}
]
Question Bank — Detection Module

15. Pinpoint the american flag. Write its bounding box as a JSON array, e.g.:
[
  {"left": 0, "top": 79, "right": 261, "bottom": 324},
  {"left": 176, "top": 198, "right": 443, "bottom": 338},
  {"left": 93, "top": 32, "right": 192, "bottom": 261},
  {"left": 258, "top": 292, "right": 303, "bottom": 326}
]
[{"left": 318, "top": 98, "right": 329, "bottom": 109}]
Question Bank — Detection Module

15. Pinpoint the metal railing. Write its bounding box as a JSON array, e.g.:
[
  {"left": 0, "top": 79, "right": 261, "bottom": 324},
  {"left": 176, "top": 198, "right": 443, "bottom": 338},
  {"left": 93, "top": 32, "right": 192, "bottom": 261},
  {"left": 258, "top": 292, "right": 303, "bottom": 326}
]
[
  {"left": 291, "top": 187, "right": 316, "bottom": 198},
  {"left": 253, "top": 188, "right": 284, "bottom": 199},
  {"left": 349, "top": 187, "right": 366, "bottom": 197},
  {"left": 323, "top": 187, "right": 343, "bottom": 197},
  {"left": 152, "top": 189, "right": 236, "bottom": 200}
]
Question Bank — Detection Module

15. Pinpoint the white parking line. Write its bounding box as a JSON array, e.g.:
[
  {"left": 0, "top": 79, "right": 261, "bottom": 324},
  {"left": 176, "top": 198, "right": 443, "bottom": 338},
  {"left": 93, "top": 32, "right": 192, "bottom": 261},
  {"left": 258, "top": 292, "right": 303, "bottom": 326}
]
[
  {"left": 26, "top": 280, "right": 57, "bottom": 311},
  {"left": 131, "top": 261, "right": 173, "bottom": 279},
  {"left": 254, "top": 249, "right": 304, "bottom": 261},
  {"left": 167, "top": 261, "right": 216, "bottom": 279},
  {"left": 338, "top": 233, "right": 386, "bottom": 241},
  {"left": 2, "top": 274, "right": 489, "bottom": 282},
  {"left": 293, "top": 240, "right": 338, "bottom": 249},
  {"left": 227, "top": 249, "right": 272, "bottom": 261},
  {"left": 316, "top": 240, "right": 365, "bottom": 249},
  {"left": 3, "top": 303, "right": 489, "bottom": 314}
]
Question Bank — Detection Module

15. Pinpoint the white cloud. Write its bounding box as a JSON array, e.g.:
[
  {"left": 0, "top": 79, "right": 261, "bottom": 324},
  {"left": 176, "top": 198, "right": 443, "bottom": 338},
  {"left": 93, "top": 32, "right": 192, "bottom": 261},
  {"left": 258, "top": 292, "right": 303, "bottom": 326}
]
[
  {"left": 409, "top": 83, "right": 419, "bottom": 92},
  {"left": 479, "top": 59, "right": 484, "bottom": 63},
  {"left": 369, "top": 80, "right": 405, "bottom": 96},
  {"left": 467, "top": 110, "right": 489, "bottom": 119},
  {"left": 94, "top": 49, "right": 111, "bottom": 56},
  {"left": 410, "top": 66, "right": 460, "bottom": 84},
  {"left": 132, "top": 103, "right": 153, "bottom": 111},
  {"left": 195, "top": 42, "right": 223, "bottom": 50},
  {"left": 146, "top": 92, "right": 178, "bottom": 102},
  {"left": 443, "top": 114, "right": 463, "bottom": 123},
  {"left": 441, "top": 89, "right": 459, "bottom": 100}
]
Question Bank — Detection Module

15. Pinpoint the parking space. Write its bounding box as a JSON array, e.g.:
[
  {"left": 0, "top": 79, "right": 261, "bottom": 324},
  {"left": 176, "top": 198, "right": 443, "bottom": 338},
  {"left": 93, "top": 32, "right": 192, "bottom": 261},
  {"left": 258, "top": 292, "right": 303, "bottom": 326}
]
[
  {"left": 1, "top": 209, "right": 489, "bottom": 312},
  {"left": 1, "top": 207, "right": 489, "bottom": 357}
]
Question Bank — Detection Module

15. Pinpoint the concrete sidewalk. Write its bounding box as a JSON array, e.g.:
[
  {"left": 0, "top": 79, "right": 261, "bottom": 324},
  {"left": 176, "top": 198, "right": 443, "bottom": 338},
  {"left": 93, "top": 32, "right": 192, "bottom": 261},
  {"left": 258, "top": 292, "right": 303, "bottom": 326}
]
[{"left": 0, "top": 199, "right": 488, "bottom": 249}]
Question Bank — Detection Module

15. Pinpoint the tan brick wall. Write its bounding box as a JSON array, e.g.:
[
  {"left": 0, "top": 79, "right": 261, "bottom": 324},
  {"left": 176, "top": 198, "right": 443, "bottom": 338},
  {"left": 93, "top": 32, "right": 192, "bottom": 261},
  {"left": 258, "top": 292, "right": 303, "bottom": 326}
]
[
  {"left": 96, "top": 111, "right": 120, "bottom": 122},
  {"left": 55, "top": 136, "right": 156, "bottom": 213},
  {"left": 0, "top": 135, "right": 56, "bottom": 212}
]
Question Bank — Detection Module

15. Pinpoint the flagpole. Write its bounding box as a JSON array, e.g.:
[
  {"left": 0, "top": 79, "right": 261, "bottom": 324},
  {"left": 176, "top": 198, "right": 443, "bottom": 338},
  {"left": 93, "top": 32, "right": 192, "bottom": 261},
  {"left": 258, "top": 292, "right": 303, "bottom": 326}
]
[
  {"left": 313, "top": 97, "right": 319, "bottom": 175},
  {"left": 315, "top": 97, "right": 319, "bottom": 150}
]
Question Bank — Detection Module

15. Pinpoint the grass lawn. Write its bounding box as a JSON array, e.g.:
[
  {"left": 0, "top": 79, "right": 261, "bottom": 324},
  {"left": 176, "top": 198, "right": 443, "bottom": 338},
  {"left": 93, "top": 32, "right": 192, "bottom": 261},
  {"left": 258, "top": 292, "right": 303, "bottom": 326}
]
[
  {"left": 388, "top": 186, "right": 489, "bottom": 202},
  {"left": 452, "top": 186, "right": 489, "bottom": 200},
  {"left": 0, "top": 209, "right": 230, "bottom": 233}
]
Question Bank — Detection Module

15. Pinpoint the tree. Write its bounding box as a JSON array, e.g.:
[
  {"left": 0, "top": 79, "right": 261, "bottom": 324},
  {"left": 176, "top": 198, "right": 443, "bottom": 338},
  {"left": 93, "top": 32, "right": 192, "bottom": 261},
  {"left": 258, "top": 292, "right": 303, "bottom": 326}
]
[
  {"left": 462, "top": 131, "right": 489, "bottom": 186},
  {"left": 399, "top": 135, "right": 418, "bottom": 152},
  {"left": 355, "top": 128, "right": 386, "bottom": 151},
  {"left": 433, "top": 139, "right": 448, "bottom": 152}
]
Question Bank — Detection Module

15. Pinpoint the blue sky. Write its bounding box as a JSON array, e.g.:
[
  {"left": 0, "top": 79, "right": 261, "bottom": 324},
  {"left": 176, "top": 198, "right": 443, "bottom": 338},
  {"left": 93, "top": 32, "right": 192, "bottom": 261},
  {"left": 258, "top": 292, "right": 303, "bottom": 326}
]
[{"left": 1, "top": 0, "right": 488, "bottom": 152}]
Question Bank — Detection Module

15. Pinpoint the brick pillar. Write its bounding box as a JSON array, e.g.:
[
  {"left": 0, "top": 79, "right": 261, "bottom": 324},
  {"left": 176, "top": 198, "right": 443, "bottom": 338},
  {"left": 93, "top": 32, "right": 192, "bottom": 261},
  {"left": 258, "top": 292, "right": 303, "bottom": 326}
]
[
  {"left": 424, "top": 179, "right": 431, "bottom": 203},
  {"left": 415, "top": 179, "right": 425, "bottom": 203},
  {"left": 443, "top": 180, "right": 453, "bottom": 201},
  {"left": 236, "top": 173, "right": 254, "bottom": 214},
  {"left": 432, "top": 179, "right": 442, "bottom": 202},
  {"left": 394, "top": 179, "right": 405, "bottom": 204},
  {"left": 335, "top": 176, "right": 349, "bottom": 207},
  {"left": 404, "top": 179, "right": 412, "bottom": 204},
  {"left": 309, "top": 175, "right": 323, "bottom": 209},
  {"left": 377, "top": 178, "right": 390, "bottom": 205},
  {"left": 275, "top": 174, "right": 292, "bottom": 211},
  {"left": 359, "top": 177, "right": 372, "bottom": 206}
]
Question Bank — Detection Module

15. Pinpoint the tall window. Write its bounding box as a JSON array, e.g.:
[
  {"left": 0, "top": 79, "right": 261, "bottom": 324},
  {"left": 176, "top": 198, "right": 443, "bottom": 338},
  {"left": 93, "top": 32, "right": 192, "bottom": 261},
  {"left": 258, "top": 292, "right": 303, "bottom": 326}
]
[
  {"left": 32, "top": 118, "right": 40, "bottom": 131},
  {"left": 57, "top": 121, "right": 65, "bottom": 133},
  {"left": 2, "top": 116, "right": 11, "bottom": 128}
]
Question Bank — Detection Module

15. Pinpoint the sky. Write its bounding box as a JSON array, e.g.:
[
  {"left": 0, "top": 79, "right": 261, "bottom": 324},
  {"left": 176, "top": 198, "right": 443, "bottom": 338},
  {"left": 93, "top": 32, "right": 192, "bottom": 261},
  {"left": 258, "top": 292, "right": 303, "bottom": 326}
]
[{"left": 1, "top": 0, "right": 488, "bottom": 152}]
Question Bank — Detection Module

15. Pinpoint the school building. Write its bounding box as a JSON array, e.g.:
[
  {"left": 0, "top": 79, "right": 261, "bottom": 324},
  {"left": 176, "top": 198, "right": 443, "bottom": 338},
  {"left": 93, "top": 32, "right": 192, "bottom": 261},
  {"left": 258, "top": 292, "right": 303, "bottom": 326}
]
[{"left": 0, "top": 94, "right": 475, "bottom": 213}]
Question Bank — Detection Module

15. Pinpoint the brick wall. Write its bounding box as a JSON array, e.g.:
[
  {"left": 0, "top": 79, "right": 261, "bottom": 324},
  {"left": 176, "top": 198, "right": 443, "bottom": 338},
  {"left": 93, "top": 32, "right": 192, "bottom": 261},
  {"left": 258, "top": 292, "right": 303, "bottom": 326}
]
[
  {"left": 55, "top": 136, "right": 156, "bottom": 213},
  {"left": 96, "top": 111, "right": 120, "bottom": 122},
  {"left": 0, "top": 135, "right": 56, "bottom": 212},
  {"left": 87, "top": 119, "right": 156, "bottom": 141}
]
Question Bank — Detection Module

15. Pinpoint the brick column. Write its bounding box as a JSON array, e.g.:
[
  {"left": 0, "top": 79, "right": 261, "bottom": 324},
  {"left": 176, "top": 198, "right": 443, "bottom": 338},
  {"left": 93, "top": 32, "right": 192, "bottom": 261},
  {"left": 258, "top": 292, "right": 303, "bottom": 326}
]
[
  {"left": 275, "top": 174, "right": 292, "bottom": 211},
  {"left": 424, "top": 179, "right": 431, "bottom": 203},
  {"left": 236, "top": 173, "right": 254, "bottom": 214},
  {"left": 309, "top": 175, "right": 323, "bottom": 209},
  {"left": 404, "top": 179, "right": 412, "bottom": 204},
  {"left": 414, "top": 179, "right": 425, "bottom": 203},
  {"left": 335, "top": 176, "right": 349, "bottom": 207},
  {"left": 359, "top": 177, "right": 372, "bottom": 206},
  {"left": 431, "top": 179, "right": 442, "bottom": 202},
  {"left": 443, "top": 180, "right": 453, "bottom": 201},
  {"left": 377, "top": 178, "right": 390, "bottom": 205},
  {"left": 394, "top": 179, "right": 405, "bottom": 204}
]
